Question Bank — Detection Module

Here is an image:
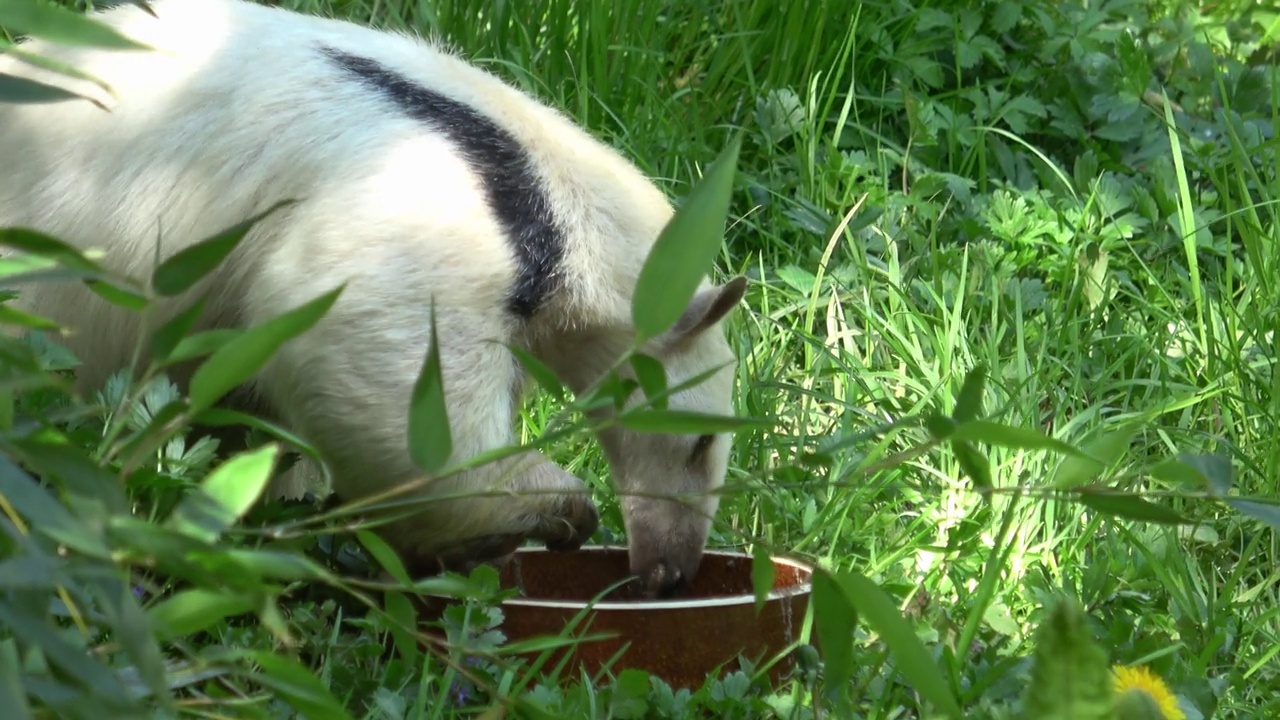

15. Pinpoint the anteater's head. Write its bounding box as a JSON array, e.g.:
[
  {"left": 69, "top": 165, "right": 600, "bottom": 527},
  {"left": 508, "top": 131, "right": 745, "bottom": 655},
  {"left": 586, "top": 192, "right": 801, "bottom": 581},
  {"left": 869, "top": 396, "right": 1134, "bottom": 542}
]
[{"left": 595, "top": 275, "right": 748, "bottom": 598}]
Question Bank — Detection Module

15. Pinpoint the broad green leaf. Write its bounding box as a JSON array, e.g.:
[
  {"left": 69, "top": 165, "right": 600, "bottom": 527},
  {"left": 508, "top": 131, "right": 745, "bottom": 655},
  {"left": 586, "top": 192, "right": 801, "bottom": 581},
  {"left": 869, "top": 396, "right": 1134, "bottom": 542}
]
[
  {"left": 1049, "top": 422, "right": 1140, "bottom": 488},
  {"left": 9, "top": 434, "right": 129, "bottom": 514},
  {"left": 85, "top": 279, "right": 148, "bottom": 311},
  {"left": 508, "top": 344, "right": 567, "bottom": 401},
  {"left": 147, "top": 588, "right": 258, "bottom": 642},
  {"left": 92, "top": 580, "right": 169, "bottom": 704},
  {"left": 383, "top": 590, "right": 420, "bottom": 663},
  {"left": 0, "top": 640, "right": 33, "bottom": 720},
  {"left": 833, "top": 570, "right": 964, "bottom": 718},
  {"left": 629, "top": 353, "right": 668, "bottom": 410},
  {"left": 951, "top": 420, "right": 1092, "bottom": 460},
  {"left": 408, "top": 306, "right": 451, "bottom": 474},
  {"left": 0, "top": 455, "right": 111, "bottom": 560},
  {"left": 199, "top": 443, "right": 279, "bottom": 521},
  {"left": 0, "top": 304, "right": 60, "bottom": 330},
  {"left": 149, "top": 297, "right": 207, "bottom": 364},
  {"left": 953, "top": 439, "right": 992, "bottom": 491},
  {"left": 0, "top": 550, "right": 63, "bottom": 590},
  {"left": 412, "top": 574, "right": 476, "bottom": 597},
  {"left": 192, "top": 407, "right": 322, "bottom": 462},
  {"left": 0, "top": 602, "right": 134, "bottom": 705},
  {"left": 631, "top": 134, "right": 741, "bottom": 342},
  {"left": 1224, "top": 498, "right": 1280, "bottom": 533},
  {"left": 0, "top": 0, "right": 153, "bottom": 50},
  {"left": 188, "top": 285, "right": 343, "bottom": 413},
  {"left": 0, "top": 227, "right": 106, "bottom": 274},
  {"left": 811, "top": 568, "right": 857, "bottom": 713},
  {"left": 240, "top": 651, "right": 357, "bottom": 720},
  {"left": 609, "top": 668, "right": 651, "bottom": 718},
  {"left": 1174, "top": 452, "right": 1233, "bottom": 495},
  {"left": 151, "top": 200, "right": 295, "bottom": 296},
  {"left": 1076, "top": 489, "right": 1188, "bottom": 525},
  {"left": 168, "top": 444, "right": 280, "bottom": 541},
  {"left": 167, "top": 327, "right": 241, "bottom": 365},
  {"left": 357, "top": 529, "right": 412, "bottom": 587},
  {"left": 750, "top": 545, "right": 775, "bottom": 614},
  {"left": 0, "top": 70, "right": 95, "bottom": 106},
  {"left": 924, "top": 413, "right": 957, "bottom": 440},
  {"left": 1, "top": 41, "right": 114, "bottom": 92},
  {"left": 220, "top": 549, "right": 334, "bottom": 583},
  {"left": 617, "top": 409, "right": 772, "bottom": 434},
  {"left": 952, "top": 364, "right": 987, "bottom": 422},
  {"left": 1018, "top": 596, "right": 1113, "bottom": 720}
]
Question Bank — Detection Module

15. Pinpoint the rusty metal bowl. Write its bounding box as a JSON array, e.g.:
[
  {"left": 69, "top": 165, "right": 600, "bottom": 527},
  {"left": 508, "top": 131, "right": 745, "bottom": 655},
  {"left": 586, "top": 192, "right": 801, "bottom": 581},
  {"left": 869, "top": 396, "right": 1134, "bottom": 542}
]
[{"left": 452, "top": 545, "right": 813, "bottom": 690}]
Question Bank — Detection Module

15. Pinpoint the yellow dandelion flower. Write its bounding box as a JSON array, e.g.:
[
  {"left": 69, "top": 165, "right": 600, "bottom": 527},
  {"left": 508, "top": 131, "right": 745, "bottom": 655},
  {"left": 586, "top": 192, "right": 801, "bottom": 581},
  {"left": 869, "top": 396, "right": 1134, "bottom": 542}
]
[{"left": 1111, "top": 664, "right": 1185, "bottom": 720}]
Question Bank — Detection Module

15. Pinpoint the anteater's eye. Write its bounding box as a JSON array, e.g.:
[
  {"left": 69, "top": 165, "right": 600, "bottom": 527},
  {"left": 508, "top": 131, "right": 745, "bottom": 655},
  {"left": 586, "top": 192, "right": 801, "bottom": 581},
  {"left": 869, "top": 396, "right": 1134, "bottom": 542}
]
[{"left": 687, "top": 434, "right": 715, "bottom": 466}]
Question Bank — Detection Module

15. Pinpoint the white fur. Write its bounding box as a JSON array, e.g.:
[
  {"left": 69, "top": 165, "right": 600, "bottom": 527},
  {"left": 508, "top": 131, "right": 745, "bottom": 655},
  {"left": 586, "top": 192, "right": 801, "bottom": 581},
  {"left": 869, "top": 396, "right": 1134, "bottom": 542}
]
[{"left": 0, "top": 0, "right": 745, "bottom": 589}]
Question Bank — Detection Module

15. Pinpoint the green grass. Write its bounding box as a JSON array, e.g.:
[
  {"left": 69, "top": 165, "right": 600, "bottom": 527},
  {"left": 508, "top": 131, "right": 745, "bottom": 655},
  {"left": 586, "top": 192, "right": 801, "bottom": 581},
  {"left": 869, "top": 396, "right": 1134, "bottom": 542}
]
[{"left": 2, "top": 0, "right": 1279, "bottom": 718}]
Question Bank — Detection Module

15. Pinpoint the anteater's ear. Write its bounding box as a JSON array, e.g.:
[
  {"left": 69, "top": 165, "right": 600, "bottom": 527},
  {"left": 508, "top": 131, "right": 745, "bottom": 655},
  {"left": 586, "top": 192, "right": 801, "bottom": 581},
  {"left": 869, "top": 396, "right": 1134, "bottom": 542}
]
[{"left": 661, "top": 275, "right": 748, "bottom": 345}]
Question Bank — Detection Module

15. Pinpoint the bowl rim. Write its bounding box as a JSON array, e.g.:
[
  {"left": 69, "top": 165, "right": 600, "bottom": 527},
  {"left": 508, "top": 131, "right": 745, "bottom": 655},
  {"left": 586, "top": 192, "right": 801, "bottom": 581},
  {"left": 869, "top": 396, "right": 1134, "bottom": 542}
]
[{"left": 497, "top": 546, "right": 814, "bottom": 612}]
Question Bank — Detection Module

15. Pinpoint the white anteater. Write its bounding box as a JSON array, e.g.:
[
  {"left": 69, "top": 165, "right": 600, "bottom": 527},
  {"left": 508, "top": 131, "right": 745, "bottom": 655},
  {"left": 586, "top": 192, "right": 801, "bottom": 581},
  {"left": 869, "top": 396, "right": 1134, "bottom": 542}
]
[{"left": 0, "top": 0, "right": 747, "bottom": 595}]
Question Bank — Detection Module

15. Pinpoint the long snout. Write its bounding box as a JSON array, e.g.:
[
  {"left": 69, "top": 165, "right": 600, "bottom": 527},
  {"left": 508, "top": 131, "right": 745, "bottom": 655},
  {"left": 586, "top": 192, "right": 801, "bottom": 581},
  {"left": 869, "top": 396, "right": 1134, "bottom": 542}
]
[{"left": 622, "top": 496, "right": 715, "bottom": 598}]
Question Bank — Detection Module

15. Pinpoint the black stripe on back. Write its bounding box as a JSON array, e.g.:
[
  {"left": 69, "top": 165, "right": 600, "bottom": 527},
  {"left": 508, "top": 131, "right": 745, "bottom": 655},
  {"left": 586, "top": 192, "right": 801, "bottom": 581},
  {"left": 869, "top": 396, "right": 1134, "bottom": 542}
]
[{"left": 319, "top": 46, "right": 565, "bottom": 319}]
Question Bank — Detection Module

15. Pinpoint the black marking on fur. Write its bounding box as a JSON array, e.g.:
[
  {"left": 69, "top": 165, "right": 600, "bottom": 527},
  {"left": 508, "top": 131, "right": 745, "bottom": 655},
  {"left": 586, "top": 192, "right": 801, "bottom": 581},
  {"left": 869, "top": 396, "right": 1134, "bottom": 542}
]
[{"left": 319, "top": 46, "right": 564, "bottom": 318}]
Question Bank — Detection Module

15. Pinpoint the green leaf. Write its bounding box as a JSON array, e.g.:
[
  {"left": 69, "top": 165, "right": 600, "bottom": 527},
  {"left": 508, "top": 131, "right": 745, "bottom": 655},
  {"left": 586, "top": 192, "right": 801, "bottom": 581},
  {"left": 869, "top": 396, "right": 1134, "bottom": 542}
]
[
  {"left": 149, "top": 297, "right": 208, "bottom": 365},
  {"left": 0, "top": 602, "right": 136, "bottom": 706},
  {"left": 0, "top": 304, "right": 60, "bottom": 330},
  {"left": 0, "top": 0, "right": 153, "bottom": 49},
  {"left": 750, "top": 545, "right": 775, "bottom": 614},
  {"left": 1018, "top": 596, "right": 1113, "bottom": 720},
  {"left": 85, "top": 279, "right": 148, "bottom": 311},
  {"left": 167, "top": 328, "right": 241, "bottom": 365},
  {"left": 0, "top": 70, "right": 94, "bottom": 105},
  {"left": 147, "top": 588, "right": 258, "bottom": 642},
  {"left": 811, "top": 568, "right": 857, "bottom": 713},
  {"left": 631, "top": 134, "right": 741, "bottom": 343},
  {"left": 0, "top": 640, "right": 33, "bottom": 720},
  {"left": 192, "top": 407, "right": 322, "bottom": 462},
  {"left": 1049, "top": 423, "right": 1139, "bottom": 488},
  {"left": 0, "top": 227, "right": 107, "bottom": 275},
  {"left": 629, "top": 353, "right": 668, "bottom": 410},
  {"left": 408, "top": 304, "right": 452, "bottom": 474},
  {"left": 220, "top": 549, "right": 334, "bottom": 583},
  {"left": 0, "top": 455, "right": 111, "bottom": 560},
  {"left": 1223, "top": 498, "right": 1280, "bottom": 533},
  {"left": 1075, "top": 489, "right": 1188, "bottom": 525},
  {"left": 508, "top": 344, "right": 567, "bottom": 401},
  {"left": 616, "top": 409, "right": 772, "bottom": 434},
  {"left": 383, "top": 591, "right": 420, "bottom": 663},
  {"left": 167, "top": 444, "right": 280, "bottom": 542},
  {"left": 188, "top": 285, "right": 343, "bottom": 413},
  {"left": 952, "top": 364, "right": 986, "bottom": 422},
  {"left": 609, "top": 668, "right": 652, "bottom": 718},
  {"left": 953, "top": 440, "right": 992, "bottom": 491},
  {"left": 832, "top": 570, "right": 964, "bottom": 718},
  {"left": 0, "top": 41, "right": 114, "bottom": 92},
  {"left": 357, "top": 530, "right": 412, "bottom": 587},
  {"left": 93, "top": 581, "right": 169, "bottom": 703},
  {"left": 924, "top": 413, "right": 957, "bottom": 440},
  {"left": 951, "top": 420, "right": 1093, "bottom": 460},
  {"left": 151, "top": 200, "right": 295, "bottom": 296},
  {"left": 239, "top": 651, "right": 357, "bottom": 720}
]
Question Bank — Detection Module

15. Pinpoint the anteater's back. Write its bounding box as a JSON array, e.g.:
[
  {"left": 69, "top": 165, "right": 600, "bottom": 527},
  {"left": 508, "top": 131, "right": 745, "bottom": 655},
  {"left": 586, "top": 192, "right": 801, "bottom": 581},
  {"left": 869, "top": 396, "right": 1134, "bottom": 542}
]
[{"left": 0, "top": 0, "right": 674, "bottom": 393}]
